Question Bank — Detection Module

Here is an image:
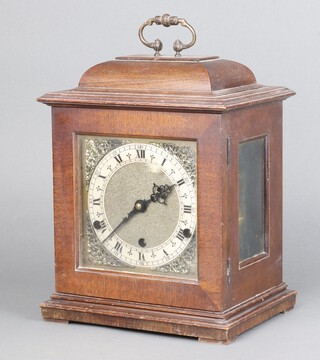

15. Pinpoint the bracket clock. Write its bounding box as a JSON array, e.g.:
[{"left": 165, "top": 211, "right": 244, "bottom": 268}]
[{"left": 38, "top": 14, "right": 296, "bottom": 343}]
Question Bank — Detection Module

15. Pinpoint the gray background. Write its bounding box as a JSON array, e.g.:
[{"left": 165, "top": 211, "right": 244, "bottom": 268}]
[{"left": 1, "top": 0, "right": 319, "bottom": 359}]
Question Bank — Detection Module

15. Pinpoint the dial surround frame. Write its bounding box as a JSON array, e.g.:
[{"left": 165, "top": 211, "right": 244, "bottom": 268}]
[{"left": 51, "top": 106, "right": 224, "bottom": 311}]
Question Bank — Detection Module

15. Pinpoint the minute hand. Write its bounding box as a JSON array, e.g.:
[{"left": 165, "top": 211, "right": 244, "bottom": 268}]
[
  {"left": 102, "top": 183, "right": 175, "bottom": 244},
  {"left": 102, "top": 199, "right": 152, "bottom": 244}
]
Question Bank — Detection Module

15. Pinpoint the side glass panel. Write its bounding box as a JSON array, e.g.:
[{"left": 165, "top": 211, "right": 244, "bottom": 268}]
[{"left": 238, "top": 137, "right": 267, "bottom": 263}]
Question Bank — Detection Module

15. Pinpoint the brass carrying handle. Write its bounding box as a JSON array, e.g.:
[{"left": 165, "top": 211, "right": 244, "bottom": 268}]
[{"left": 138, "top": 14, "right": 196, "bottom": 57}]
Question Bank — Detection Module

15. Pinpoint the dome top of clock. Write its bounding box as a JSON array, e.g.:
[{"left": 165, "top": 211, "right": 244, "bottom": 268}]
[
  {"left": 37, "top": 56, "right": 294, "bottom": 112},
  {"left": 78, "top": 56, "right": 256, "bottom": 94}
]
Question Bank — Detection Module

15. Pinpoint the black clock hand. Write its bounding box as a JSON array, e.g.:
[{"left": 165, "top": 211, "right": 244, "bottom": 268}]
[
  {"left": 102, "top": 199, "right": 152, "bottom": 244},
  {"left": 102, "top": 183, "right": 175, "bottom": 244},
  {"left": 150, "top": 183, "right": 175, "bottom": 204}
]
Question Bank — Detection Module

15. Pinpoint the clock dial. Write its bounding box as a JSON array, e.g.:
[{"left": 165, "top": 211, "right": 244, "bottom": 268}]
[
  {"left": 79, "top": 136, "right": 197, "bottom": 279},
  {"left": 87, "top": 143, "right": 196, "bottom": 267}
]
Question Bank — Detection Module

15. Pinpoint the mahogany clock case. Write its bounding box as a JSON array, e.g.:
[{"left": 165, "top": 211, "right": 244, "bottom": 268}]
[{"left": 38, "top": 56, "right": 296, "bottom": 343}]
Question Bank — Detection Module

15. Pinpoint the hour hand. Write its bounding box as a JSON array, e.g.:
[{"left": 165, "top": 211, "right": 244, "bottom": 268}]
[{"left": 150, "top": 183, "right": 175, "bottom": 204}]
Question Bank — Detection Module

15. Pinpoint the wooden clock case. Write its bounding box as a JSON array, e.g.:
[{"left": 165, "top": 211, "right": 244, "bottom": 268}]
[{"left": 38, "top": 55, "right": 296, "bottom": 343}]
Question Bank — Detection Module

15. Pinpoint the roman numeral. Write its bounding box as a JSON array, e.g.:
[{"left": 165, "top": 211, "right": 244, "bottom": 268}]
[
  {"left": 163, "top": 249, "right": 169, "bottom": 256},
  {"left": 184, "top": 205, "right": 192, "bottom": 213},
  {"left": 136, "top": 149, "right": 145, "bottom": 158},
  {"left": 139, "top": 252, "right": 145, "bottom": 261},
  {"left": 177, "top": 179, "right": 185, "bottom": 186},
  {"left": 93, "top": 198, "right": 101, "bottom": 206},
  {"left": 114, "top": 241, "right": 123, "bottom": 253},
  {"left": 93, "top": 220, "right": 107, "bottom": 233},
  {"left": 114, "top": 154, "right": 123, "bottom": 163},
  {"left": 98, "top": 174, "right": 106, "bottom": 179},
  {"left": 176, "top": 229, "right": 185, "bottom": 241},
  {"left": 100, "top": 220, "right": 107, "bottom": 233},
  {"left": 161, "top": 158, "right": 167, "bottom": 166}
]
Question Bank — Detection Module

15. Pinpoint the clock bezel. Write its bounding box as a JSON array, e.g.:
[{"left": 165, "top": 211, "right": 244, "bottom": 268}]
[{"left": 52, "top": 106, "right": 226, "bottom": 312}]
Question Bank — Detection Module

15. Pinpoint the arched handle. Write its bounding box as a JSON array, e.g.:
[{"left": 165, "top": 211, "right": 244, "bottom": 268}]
[{"left": 138, "top": 14, "right": 196, "bottom": 57}]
